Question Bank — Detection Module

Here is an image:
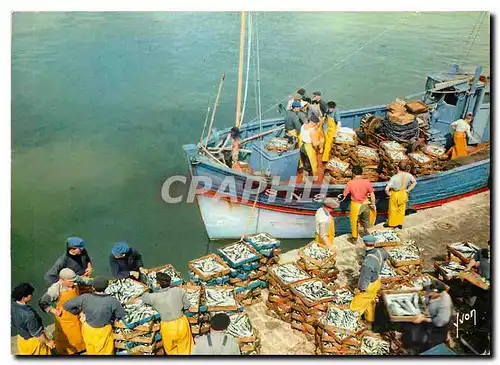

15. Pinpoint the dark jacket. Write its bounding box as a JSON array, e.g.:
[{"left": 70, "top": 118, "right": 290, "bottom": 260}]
[
  {"left": 109, "top": 248, "right": 143, "bottom": 279},
  {"left": 44, "top": 249, "right": 92, "bottom": 285}
]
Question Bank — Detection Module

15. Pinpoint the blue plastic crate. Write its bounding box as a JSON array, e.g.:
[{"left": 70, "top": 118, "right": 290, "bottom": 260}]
[
  {"left": 121, "top": 313, "right": 161, "bottom": 329},
  {"left": 244, "top": 234, "right": 281, "bottom": 251},
  {"left": 249, "top": 142, "right": 300, "bottom": 182}
]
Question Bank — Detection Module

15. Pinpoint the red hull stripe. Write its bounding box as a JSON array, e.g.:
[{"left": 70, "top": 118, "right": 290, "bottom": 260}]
[{"left": 200, "top": 187, "right": 489, "bottom": 216}]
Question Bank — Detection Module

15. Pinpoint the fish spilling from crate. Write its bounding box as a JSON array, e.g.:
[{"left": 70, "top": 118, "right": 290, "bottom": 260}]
[
  {"left": 320, "top": 306, "right": 361, "bottom": 332},
  {"left": 218, "top": 241, "right": 259, "bottom": 266},
  {"left": 371, "top": 229, "right": 401, "bottom": 243},
  {"left": 385, "top": 292, "right": 426, "bottom": 317},
  {"left": 360, "top": 336, "right": 390, "bottom": 355},
  {"left": 105, "top": 279, "right": 148, "bottom": 304},
  {"left": 122, "top": 302, "right": 160, "bottom": 325},
  {"left": 225, "top": 313, "right": 254, "bottom": 338},
  {"left": 303, "top": 241, "right": 335, "bottom": 262},
  {"left": 271, "top": 263, "right": 310, "bottom": 285},
  {"left": 387, "top": 244, "right": 420, "bottom": 262},
  {"left": 205, "top": 288, "right": 237, "bottom": 307},
  {"left": 265, "top": 137, "right": 290, "bottom": 151},
  {"left": 380, "top": 262, "right": 398, "bottom": 278},
  {"left": 449, "top": 241, "right": 479, "bottom": 258},
  {"left": 437, "top": 261, "right": 466, "bottom": 277},
  {"left": 331, "top": 288, "right": 354, "bottom": 307},
  {"left": 293, "top": 280, "right": 335, "bottom": 303},
  {"left": 143, "top": 266, "right": 183, "bottom": 290},
  {"left": 191, "top": 256, "right": 227, "bottom": 275},
  {"left": 325, "top": 157, "right": 350, "bottom": 173}
]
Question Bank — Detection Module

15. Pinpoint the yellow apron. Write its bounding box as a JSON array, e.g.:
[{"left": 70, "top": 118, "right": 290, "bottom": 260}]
[
  {"left": 160, "top": 315, "right": 193, "bottom": 355},
  {"left": 303, "top": 143, "right": 318, "bottom": 176},
  {"left": 54, "top": 286, "right": 85, "bottom": 355},
  {"left": 316, "top": 118, "right": 325, "bottom": 154},
  {"left": 387, "top": 174, "right": 407, "bottom": 227},
  {"left": 350, "top": 279, "right": 382, "bottom": 323},
  {"left": 315, "top": 208, "right": 335, "bottom": 247},
  {"left": 349, "top": 200, "right": 376, "bottom": 239},
  {"left": 287, "top": 129, "right": 303, "bottom": 169},
  {"left": 82, "top": 322, "right": 114, "bottom": 355},
  {"left": 17, "top": 336, "right": 51, "bottom": 355},
  {"left": 322, "top": 115, "right": 337, "bottom": 162},
  {"left": 450, "top": 131, "right": 468, "bottom": 159}
]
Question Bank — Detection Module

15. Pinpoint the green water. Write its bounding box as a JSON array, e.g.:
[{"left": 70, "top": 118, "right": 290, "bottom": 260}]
[{"left": 11, "top": 12, "right": 489, "bottom": 322}]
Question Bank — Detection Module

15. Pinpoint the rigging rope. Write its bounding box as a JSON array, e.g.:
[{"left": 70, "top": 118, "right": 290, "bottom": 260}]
[
  {"left": 464, "top": 12, "right": 487, "bottom": 63},
  {"left": 247, "top": 13, "right": 414, "bottom": 124},
  {"left": 199, "top": 100, "right": 212, "bottom": 144},
  {"left": 240, "top": 13, "right": 253, "bottom": 125}
]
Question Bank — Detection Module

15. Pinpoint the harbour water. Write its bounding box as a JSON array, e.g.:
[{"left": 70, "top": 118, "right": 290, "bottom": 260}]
[{"left": 11, "top": 12, "right": 490, "bottom": 324}]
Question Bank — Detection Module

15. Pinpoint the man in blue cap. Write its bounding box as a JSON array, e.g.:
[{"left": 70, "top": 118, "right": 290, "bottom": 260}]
[
  {"left": 109, "top": 241, "right": 143, "bottom": 279},
  {"left": 45, "top": 237, "right": 93, "bottom": 284},
  {"left": 350, "top": 234, "right": 389, "bottom": 323}
]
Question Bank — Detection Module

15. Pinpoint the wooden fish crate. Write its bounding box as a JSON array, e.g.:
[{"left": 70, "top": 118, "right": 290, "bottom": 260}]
[
  {"left": 178, "top": 283, "right": 202, "bottom": 313},
  {"left": 359, "top": 331, "right": 391, "bottom": 355},
  {"left": 190, "top": 321, "right": 210, "bottom": 335},
  {"left": 434, "top": 261, "right": 464, "bottom": 281},
  {"left": 289, "top": 278, "right": 336, "bottom": 308},
  {"left": 405, "top": 273, "right": 450, "bottom": 292},
  {"left": 217, "top": 241, "right": 260, "bottom": 268},
  {"left": 127, "top": 341, "right": 164, "bottom": 354},
  {"left": 113, "top": 330, "right": 159, "bottom": 344},
  {"left": 244, "top": 232, "right": 281, "bottom": 250},
  {"left": 382, "top": 289, "right": 430, "bottom": 322},
  {"left": 369, "top": 228, "right": 402, "bottom": 247},
  {"left": 188, "top": 254, "right": 231, "bottom": 281},
  {"left": 113, "top": 319, "right": 160, "bottom": 332},
  {"left": 446, "top": 243, "right": 478, "bottom": 264},
  {"left": 389, "top": 255, "right": 422, "bottom": 268},
  {"left": 328, "top": 285, "right": 355, "bottom": 309},
  {"left": 460, "top": 271, "right": 490, "bottom": 290},
  {"left": 108, "top": 279, "right": 150, "bottom": 305},
  {"left": 140, "top": 264, "right": 184, "bottom": 287},
  {"left": 268, "top": 263, "right": 311, "bottom": 289},
  {"left": 265, "top": 300, "right": 292, "bottom": 323},
  {"left": 297, "top": 241, "right": 337, "bottom": 268},
  {"left": 335, "top": 132, "right": 358, "bottom": 146},
  {"left": 204, "top": 285, "right": 239, "bottom": 312},
  {"left": 424, "top": 145, "right": 447, "bottom": 159}
]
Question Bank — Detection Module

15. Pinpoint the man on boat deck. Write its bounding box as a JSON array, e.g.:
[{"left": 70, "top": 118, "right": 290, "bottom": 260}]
[
  {"left": 350, "top": 235, "right": 388, "bottom": 323},
  {"left": 343, "top": 165, "right": 376, "bottom": 243},
  {"left": 45, "top": 237, "right": 93, "bottom": 285},
  {"left": 192, "top": 313, "right": 241, "bottom": 355},
  {"left": 322, "top": 101, "right": 342, "bottom": 163},
  {"left": 311, "top": 91, "right": 328, "bottom": 115},
  {"left": 315, "top": 198, "right": 340, "bottom": 248},
  {"left": 448, "top": 112, "right": 473, "bottom": 159},
  {"left": 285, "top": 97, "right": 307, "bottom": 140},
  {"left": 63, "top": 276, "right": 124, "bottom": 355},
  {"left": 38, "top": 268, "right": 91, "bottom": 355},
  {"left": 384, "top": 161, "right": 417, "bottom": 229},
  {"left": 12, "top": 283, "right": 55, "bottom": 355},
  {"left": 109, "top": 241, "right": 143, "bottom": 280},
  {"left": 299, "top": 118, "right": 320, "bottom": 178},
  {"left": 140, "top": 273, "right": 194, "bottom": 355}
]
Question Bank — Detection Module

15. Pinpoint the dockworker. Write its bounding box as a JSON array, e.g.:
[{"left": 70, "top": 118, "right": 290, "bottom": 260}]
[
  {"left": 410, "top": 282, "right": 452, "bottom": 352},
  {"left": 299, "top": 118, "right": 320, "bottom": 178},
  {"left": 448, "top": 112, "right": 473, "bottom": 159},
  {"left": 12, "top": 283, "right": 55, "bottom": 355},
  {"left": 322, "top": 101, "right": 342, "bottom": 162},
  {"left": 315, "top": 198, "right": 340, "bottom": 248},
  {"left": 350, "top": 235, "right": 388, "bottom": 323},
  {"left": 192, "top": 313, "right": 241, "bottom": 355},
  {"left": 38, "top": 268, "right": 90, "bottom": 355},
  {"left": 311, "top": 91, "right": 328, "bottom": 115},
  {"left": 384, "top": 161, "right": 417, "bottom": 229},
  {"left": 63, "top": 276, "right": 124, "bottom": 355},
  {"left": 464, "top": 247, "right": 490, "bottom": 307},
  {"left": 109, "top": 241, "right": 143, "bottom": 280},
  {"left": 343, "top": 165, "right": 376, "bottom": 243},
  {"left": 285, "top": 97, "right": 306, "bottom": 140},
  {"left": 45, "top": 237, "right": 93, "bottom": 285},
  {"left": 140, "top": 273, "right": 194, "bottom": 355}
]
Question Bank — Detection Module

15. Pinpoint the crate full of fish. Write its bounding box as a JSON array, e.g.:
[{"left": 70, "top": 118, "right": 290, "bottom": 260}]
[
  {"left": 379, "top": 261, "right": 400, "bottom": 282},
  {"left": 265, "top": 137, "right": 291, "bottom": 152},
  {"left": 140, "top": 264, "right": 184, "bottom": 290},
  {"left": 460, "top": 271, "right": 490, "bottom": 290},
  {"left": 268, "top": 263, "right": 311, "bottom": 289},
  {"left": 297, "top": 241, "right": 337, "bottom": 269},
  {"left": 117, "top": 302, "right": 161, "bottom": 329},
  {"left": 188, "top": 253, "right": 231, "bottom": 282},
  {"left": 446, "top": 241, "right": 480, "bottom": 264},
  {"left": 217, "top": 241, "right": 260, "bottom": 269},
  {"left": 225, "top": 313, "right": 259, "bottom": 345},
  {"left": 370, "top": 229, "right": 402, "bottom": 247},
  {"left": 289, "top": 278, "right": 336, "bottom": 307},
  {"left": 204, "top": 286, "right": 240, "bottom": 312},
  {"left": 386, "top": 241, "right": 421, "bottom": 267},
  {"left": 329, "top": 286, "right": 355, "bottom": 309},
  {"left": 335, "top": 127, "right": 358, "bottom": 146},
  {"left": 434, "top": 260, "right": 466, "bottom": 281},
  {"left": 105, "top": 278, "right": 150, "bottom": 305},
  {"left": 325, "top": 157, "right": 350, "bottom": 175},
  {"left": 408, "top": 152, "right": 432, "bottom": 166},
  {"left": 405, "top": 273, "right": 450, "bottom": 292},
  {"left": 317, "top": 304, "right": 364, "bottom": 338},
  {"left": 382, "top": 289, "right": 430, "bottom": 322},
  {"left": 424, "top": 144, "right": 447, "bottom": 158},
  {"left": 381, "top": 141, "right": 406, "bottom": 152},
  {"left": 244, "top": 232, "right": 281, "bottom": 250},
  {"left": 359, "top": 333, "right": 391, "bottom": 355},
  {"left": 177, "top": 283, "right": 202, "bottom": 313}
]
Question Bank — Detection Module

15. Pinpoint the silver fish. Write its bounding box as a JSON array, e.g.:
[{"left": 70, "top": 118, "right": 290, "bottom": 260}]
[
  {"left": 144, "top": 266, "right": 183, "bottom": 290},
  {"left": 105, "top": 279, "right": 147, "bottom": 304},
  {"left": 425, "top": 145, "right": 446, "bottom": 156},
  {"left": 303, "top": 241, "right": 335, "bottom": 261},
  {"left": 387, "top": 243, "right": 420, "bottom": 262},
  {"left": 224, "top": 313, "right": 254, "bottom": 338},
  {"left": 371, "top": 230, "right": 400, "bottom": 243},
  {"left": 386, "top": 292, "right": 424, "bottom": 316},
  {"left": 271, "top": 264, "right": 310, "bottom": 285},
  {"left": 266, "top": 137, "right": 290, "bottom": 150},
  {"left": 326, "top": 157, "right": 350, "bottom": 172},
  {"left": 246, "top": 233, "right": 280, "bottom": 248},
  {"left": 320, "top": 307, "right": 361, "bottom": 332},
  {"left": 220, "top": 242, "right": 258, "bottom": 264},
  {"left": 335, "top": 130, "right": 356, "bottom": 143},
  {"left": 183, "top": 288, "right": 201, "bottom": 309},
  {"left": 356, "top": 146, "right": 380, "bottom": 161},
  {"left": 450, "top": 242, "right": 480, "bottom": 258},
  {"left": 122, "top": 302, "right": 159, "bottom": 324},
  {"left": 331, "top": 288, "right": 354, "bottom": 306},
  {"left": 380, "top": 262, "right": 397, "bottom": 278},
  {"left": 438, "top": 261, "right": 466, "bottom": 277},
  {"left": 408, "top": 152, "right": 431, "bottom": 164},
  {"left": 191, "top": 257, "right": 226, "bottom": 275},
  {"left": 381, "top": 141, "right": 405, "bottom": 152},
  {"left": 205, "top": 288, "right": 237, "bottom": 307},
  {"left": 293, "top": 280, "right": 334, "bottom": 302},
  {"left": 360, "top": 336, "right": 390, "bottom": 355}
]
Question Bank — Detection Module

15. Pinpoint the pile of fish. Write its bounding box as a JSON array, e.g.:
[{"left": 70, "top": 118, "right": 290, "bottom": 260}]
[
  {"left": 436, "top": 261, "right": 466, "bottom": 278},
  {"left": 381, "top": 141, "right": 406, "bottom": 152},
  {"left": 292, "top": 279, "right": 335, "bottom": 304},
  {"left": 449, "top": 241, "right": 479, "bottom": 260},
  {"left": 335, "top": 128, "right": 357, "bottom": 144},
  {"left": 325, "top": 157, "right": 350, "bottom": 173},
  {"left": 218, "top": 241, "right": 260, "bottom": 267},
  {"left": 191, "top": 256, "right": 227, "bottom": 276},
  {"left": 105, "top": 279, "right": 148, "bottom": 304},
  {"left": 371, "top": 229, "right": 401, "bottom": 244},
  {"left": 330, "top": 287, "right": 354, "bottom": 307},
  {"left": 204, "top": 287, "right": 237, "bottom": 309},
  {"left": 189, "top": 254, "right": 231, "bottom": 285},
  {"left": 122, "top": 302, "right": 160, "bottom": 325},
  {"left": 425, "top": 144, "right": 447, "bottom": 157},
  {"left": 143, "top": 265, "right": 183, "bottom": 290},
  {"left": 356, "top": 146, "right": 380, "bottom": 163},
  {"left": 225, "top": 313, "right": 254, "bottom": 338},
  {"left": 320, "top": 306, "right": 361, "bottom": 332},
  {"left": 385, "top": 292, "right": 426, "bottom": 319},
  {"left": 297, "top": 242, "right": 338, "bottom": 284},
  {"left": 360, "top": 336, "right": 390, "bottom": 355},
  {"left": 380, "top": 262, "right": 398, "bottom": 279},
  {"left": 266, "top": 137, "right": 291, "bottom": 151},
  {"left": 302, "top": 241, "right": 335, "bottom": 262},
  {"left": 387, "top": 244, "right": 421, "bottom": 264},
  {"left": 183, "top": 287, "right": 201, "bottom": 310},
  {"left": 271, "top": 263, "right": 310, "bottom": 286},
  {"left": 408, "top": 152, "right": 431, "bottom": 164},
  {"left": 244, "top": 233, "right": 280, "bottom": 250}
]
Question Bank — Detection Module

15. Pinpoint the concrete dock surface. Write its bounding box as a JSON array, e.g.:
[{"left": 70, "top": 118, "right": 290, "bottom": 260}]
[{"left": 11, "top": 191, "right": 490, "bottom": 355}]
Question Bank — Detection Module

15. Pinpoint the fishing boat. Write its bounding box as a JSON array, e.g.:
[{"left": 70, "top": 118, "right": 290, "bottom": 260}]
[{"left": 181, "top": 13, "right": 490, "bottom": 240}]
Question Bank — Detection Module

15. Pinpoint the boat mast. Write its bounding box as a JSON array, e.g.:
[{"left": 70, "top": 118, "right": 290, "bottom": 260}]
[{"left": 235, "top": 11, "right": 246, "bottom": 127}]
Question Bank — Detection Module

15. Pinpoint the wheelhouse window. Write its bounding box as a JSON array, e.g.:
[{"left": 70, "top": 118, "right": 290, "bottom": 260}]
[
  {"left": 443, "top": 89, "right": 458, "bottom": 106},
  {"left": 483, "top": 92, "right": 490, "bottom": 104}
]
